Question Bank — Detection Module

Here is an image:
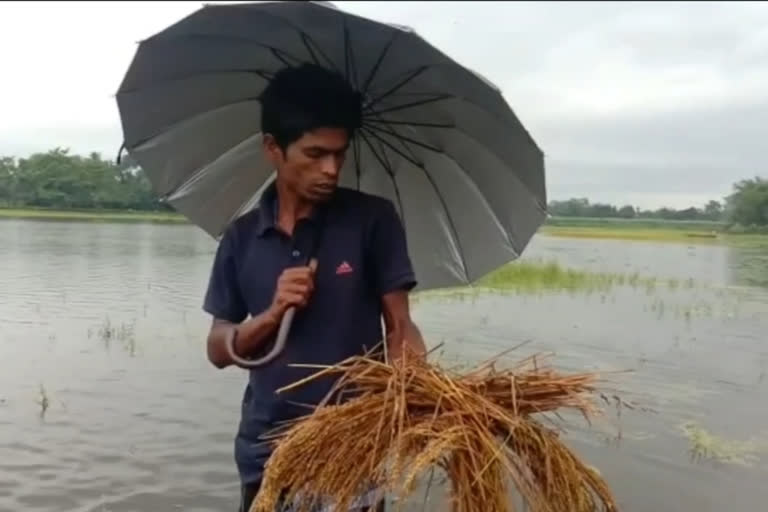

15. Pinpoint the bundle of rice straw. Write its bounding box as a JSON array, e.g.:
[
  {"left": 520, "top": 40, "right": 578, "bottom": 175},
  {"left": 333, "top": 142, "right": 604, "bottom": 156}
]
[{"left": 251, "top": 347, "right": 620, "bottom": 512}]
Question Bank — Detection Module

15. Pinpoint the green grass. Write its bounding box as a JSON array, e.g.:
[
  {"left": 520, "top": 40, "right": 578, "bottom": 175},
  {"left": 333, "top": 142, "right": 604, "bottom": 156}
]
[
  {"left": 681, "top": 422, "right": 768, "bottom": 467},
  {"left": 413, "top": 259, "right": 692, "bottom": 302},
  {"left": 545, "top": 216, "right": 727, "bottom": 231},
  {"left": 477, "top": 260, "right": 661, "bottom": 293},
  {"left": 0, "top": 207, "right": 187, "bottom": 224},
  {"left": 541, "top": 225, "right": 712, "bottom": 243}
]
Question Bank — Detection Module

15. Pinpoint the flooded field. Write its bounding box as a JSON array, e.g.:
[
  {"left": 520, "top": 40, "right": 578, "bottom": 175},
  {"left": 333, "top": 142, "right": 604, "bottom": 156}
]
[{"left": 1, "top": 219, "right": 767, "bottom": 511}]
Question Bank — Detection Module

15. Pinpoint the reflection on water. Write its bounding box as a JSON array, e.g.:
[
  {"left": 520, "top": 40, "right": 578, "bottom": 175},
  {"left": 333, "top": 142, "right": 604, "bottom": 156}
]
[
  {"left": 726, "top": 244, "right": 768, "bottom": 288},
  {"left": 1, "top": 219, "right": 767, "bottom": 511}
]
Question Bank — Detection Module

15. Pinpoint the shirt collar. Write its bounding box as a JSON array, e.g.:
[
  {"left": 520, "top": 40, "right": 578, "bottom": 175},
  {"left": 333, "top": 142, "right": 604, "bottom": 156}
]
[{"left": 254, "top": 181, "right": 330, "bottom": 237}]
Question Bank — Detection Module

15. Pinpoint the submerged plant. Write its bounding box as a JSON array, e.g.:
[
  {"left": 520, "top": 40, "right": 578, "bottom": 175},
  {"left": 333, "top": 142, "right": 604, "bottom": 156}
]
[
  {"left": 413, "top": 260, "right": 695, "bottom": 303},
  {"left": 682, "top": 422, "right": 768, "bottom": 467},
  {"left": 37, "top": 383, "right": 49, "bottom": 419}
]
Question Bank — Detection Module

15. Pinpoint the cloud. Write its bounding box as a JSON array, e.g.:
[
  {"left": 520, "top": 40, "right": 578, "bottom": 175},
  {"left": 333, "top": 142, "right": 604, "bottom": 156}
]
[
  {"left": 0, "top": 1, "right": 766, "bottom": 208},
  {"left": 538, "top": 97, "right": 768, "bottom": 207}
]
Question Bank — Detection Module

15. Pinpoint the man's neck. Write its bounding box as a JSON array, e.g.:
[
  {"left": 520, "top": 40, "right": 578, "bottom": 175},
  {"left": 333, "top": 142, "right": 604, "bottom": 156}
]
[{"left": 275, "top": 182, "right": 314, "bottom": 236}]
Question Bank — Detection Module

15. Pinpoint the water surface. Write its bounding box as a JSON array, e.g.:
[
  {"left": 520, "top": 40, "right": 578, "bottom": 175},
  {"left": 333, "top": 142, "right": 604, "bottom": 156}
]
[{"left": 1, "top": 219, "right": 767, "bottom": 511}]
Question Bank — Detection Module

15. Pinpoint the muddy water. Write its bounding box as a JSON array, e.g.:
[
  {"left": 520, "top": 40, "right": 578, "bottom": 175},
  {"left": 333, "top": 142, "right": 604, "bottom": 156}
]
[{"left": 1, "top": 219, "right": 767, "bottom": 511}]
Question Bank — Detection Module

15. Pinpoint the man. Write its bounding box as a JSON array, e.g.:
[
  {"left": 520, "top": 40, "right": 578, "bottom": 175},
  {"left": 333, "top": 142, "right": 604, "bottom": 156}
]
[{"left": 202, "top": 63, "right": 427, "bottom": 512}]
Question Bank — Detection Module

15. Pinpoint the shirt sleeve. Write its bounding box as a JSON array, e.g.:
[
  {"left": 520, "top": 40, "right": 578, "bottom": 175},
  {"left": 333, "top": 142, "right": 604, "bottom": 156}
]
[
  {"left": 202, "top": 227, "right": 248, "bottom": 323},
  {"left": 367, "top": 199, "right": 418, "bottom": 296}
]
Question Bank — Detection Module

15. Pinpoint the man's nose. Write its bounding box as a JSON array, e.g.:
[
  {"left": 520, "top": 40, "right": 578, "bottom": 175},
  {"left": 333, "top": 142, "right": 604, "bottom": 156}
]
[{"left": 321, "top": 155, "right": 341, "bottom": 177}]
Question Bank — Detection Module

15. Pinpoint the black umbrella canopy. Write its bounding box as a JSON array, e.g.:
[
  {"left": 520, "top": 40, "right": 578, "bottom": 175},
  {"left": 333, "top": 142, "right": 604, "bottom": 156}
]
[{"left": 116, "top": 1, "right": 546, "bottom": 291}]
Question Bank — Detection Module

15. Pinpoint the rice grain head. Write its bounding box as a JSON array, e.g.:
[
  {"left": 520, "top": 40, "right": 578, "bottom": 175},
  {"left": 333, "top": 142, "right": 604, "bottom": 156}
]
[{"left": 250, "top": 350, "right": 620, "bottom": 512}]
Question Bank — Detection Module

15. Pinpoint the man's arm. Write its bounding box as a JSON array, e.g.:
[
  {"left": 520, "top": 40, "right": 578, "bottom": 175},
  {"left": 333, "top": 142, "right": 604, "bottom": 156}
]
[
  {"left": 381, "top": 290, "right": 426, "bottom": 364},
  {"left": 206, "top": 312, "right": 280, "bottom": 369},
  {"left": 208, "top": 310, "right": 280, "bottom": 368},
  {"left": 367, "top": 199, "right": 426, "bottom": 364}
]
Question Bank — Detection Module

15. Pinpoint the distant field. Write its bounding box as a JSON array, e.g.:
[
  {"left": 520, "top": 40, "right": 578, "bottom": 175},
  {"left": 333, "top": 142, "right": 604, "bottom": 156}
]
[
  {"left": 0, "top": 210, "right": 726, "bottom": 228},
  {"left": 544, "top": 216, "right": 727, "bottom": 231},
  {"left": 0, "top": 207, "right": 186, "bottom": 223},
  {"left": 541, "top": 216, "right": 767, "bottom": 245},
  {"left": 1, "top": 209, "right": 765, "bottom": 246}
]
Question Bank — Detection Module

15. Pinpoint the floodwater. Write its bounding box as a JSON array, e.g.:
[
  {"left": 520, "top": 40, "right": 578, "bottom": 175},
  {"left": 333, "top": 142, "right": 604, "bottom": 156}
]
[{"left": 1, "top": 219, "right": 767, "bottom": 512}]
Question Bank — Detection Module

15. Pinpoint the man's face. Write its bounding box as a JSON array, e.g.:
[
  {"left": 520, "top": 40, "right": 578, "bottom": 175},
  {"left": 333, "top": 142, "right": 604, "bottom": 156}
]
[{"left": 265, "top": 127, "right": 350, "bottom": 203}]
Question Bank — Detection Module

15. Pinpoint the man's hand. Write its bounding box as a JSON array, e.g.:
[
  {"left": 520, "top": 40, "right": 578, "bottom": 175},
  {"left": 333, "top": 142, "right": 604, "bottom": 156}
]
[
  {"left": 381, "top": 290, "right": 427, "bottom": 367},
  {"left": 268, "top": 259, "right": 318, "bottom": 320},
  {"left": 207, "top": 259, "right": 318, "bottom": 369},
  {"left": 387, "top": 331, "right": 427, "bottom": 367}
]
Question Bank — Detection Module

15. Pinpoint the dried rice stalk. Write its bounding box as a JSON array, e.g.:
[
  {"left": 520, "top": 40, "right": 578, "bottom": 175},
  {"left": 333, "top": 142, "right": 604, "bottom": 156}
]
[{"left": 251, "top": 348, "right": 620, "bottom": 512}]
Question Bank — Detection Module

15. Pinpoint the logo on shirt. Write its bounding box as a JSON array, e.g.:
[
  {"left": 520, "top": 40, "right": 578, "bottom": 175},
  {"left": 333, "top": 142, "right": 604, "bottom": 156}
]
[{"left": 336, "top": 261, "right": 354, "bottom": 275}]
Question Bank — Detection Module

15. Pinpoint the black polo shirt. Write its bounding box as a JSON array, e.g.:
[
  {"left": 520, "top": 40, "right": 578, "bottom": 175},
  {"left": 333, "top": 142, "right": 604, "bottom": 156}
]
[{"left": 202, "top": 182, "right": 417, "bottom": 486}]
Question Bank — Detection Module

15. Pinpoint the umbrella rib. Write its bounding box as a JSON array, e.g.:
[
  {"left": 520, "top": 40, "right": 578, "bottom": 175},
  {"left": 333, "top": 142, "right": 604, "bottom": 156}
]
[
  {"left": 300, "top": 33, "right": 342, "bottom": 75},
  {"left": 141, "top": 32, "right": 309, "bottom": 60},
  {"left": 250, "top": 69, "right": 275, "bottom": 81},
  {"left": 343, "top": 19, "right": 350, "bottom": 83},
  {"left": 374, "top": 133, "right": 395, "bottom": 177},
  {"left": 366, "top": 131, "right": 534, "bottom": 256},
  {"left": 372, "top": 137, "right": 403, "bottom": 218},
  {"left": 359, "top": 131, "right": 406, "bottom": 223},
  {"left": 363, "top": 122, "right": 443, "bottom": 155},
  {"left": 203, "top": 5, "right": 342, "bottom": 74},
  {"left": 360, "top": 127, "right": 422, "bottom": 170},
  {"left": 342, "top": 17, "right": 359, "bottom": 90},
  {"left": 364, "top": 99, "right": 544, "bottom": 206},
  {"left": 122, "top": 96, "right": 265, "bottom": 151},
  {"left": 365, "top": 65, "right": 429, "bottom": 111},
  {"left": 362, "top": 115, "right": 421, "bottom": 165},
  {"left": 361, "top": 29, "right": 400, "bottom": 96},
  {"left": 364, "top": 119, "right": 455, "bottom": 129},
  {"left": 118, "top": 67, "right": 275, "bottom": 95},
  {"left": 270, "top": 47, "right": 293, "bottom": 67},
  {"left": 300, "top": 33, "right": 321, "bottom": 67},
  {"left": 365, "top": 94, "right": 453, "bottom": 116},
  {"left": 362, "top": 91, "right": 451, "bottom": 165},
  {"left": 362, "top": 129, "right": 469, "bottom": 280},
  {"left": 348, "top": 31, "right": 360, "bottom": 91},
  {"left": 352, "top": 133, "right": 362, "bottom": 191}
]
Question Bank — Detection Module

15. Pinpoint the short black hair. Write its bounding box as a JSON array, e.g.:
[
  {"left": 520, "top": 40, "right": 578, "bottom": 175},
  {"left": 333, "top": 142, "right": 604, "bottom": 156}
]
[{"left": 258, "top": 64, "right": 363, "bottom": 151}]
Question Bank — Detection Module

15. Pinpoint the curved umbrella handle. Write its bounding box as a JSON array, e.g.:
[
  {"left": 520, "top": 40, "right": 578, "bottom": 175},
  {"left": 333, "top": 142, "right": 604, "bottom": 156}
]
[
  {"left": 224, "top": 307, "right": 295, "bottom": 368},
  {"left": 223, "top": 258, "right": 316, "bottom": 369}
]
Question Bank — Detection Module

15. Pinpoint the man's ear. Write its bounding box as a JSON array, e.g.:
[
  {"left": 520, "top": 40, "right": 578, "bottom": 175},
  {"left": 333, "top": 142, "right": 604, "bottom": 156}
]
[{"left": 262, "top": 134, "right": 283, "bottom": 166}]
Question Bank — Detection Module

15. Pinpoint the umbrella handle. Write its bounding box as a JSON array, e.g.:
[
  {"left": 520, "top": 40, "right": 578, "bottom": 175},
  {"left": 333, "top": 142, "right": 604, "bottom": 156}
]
[
  {"left": 224, "top": 258, "right": 316, "bottom": 369},
  {"left": 224, "top": 307, "right": 295, "bottom": 368}
]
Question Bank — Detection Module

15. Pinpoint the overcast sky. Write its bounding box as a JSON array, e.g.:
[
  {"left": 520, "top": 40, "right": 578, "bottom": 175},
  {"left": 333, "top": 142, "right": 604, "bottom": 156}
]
[{"left": 1, "top": 1, "right": 766, "bottom": 209}]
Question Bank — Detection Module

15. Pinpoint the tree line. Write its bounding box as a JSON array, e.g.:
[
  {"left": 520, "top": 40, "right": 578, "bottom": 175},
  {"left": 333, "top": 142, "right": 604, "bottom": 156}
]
[
  {"left": 548, "top": 176, "right": 768, "bottom": 229},
  {"left": 1, "top": 148, "right": 766, "bottom": 228},
  {"left": 547, "top": 198, "right": 726, "bottom": 222},
  {"left": 0, "top": 148, "right": 168, "bottom": 211}
]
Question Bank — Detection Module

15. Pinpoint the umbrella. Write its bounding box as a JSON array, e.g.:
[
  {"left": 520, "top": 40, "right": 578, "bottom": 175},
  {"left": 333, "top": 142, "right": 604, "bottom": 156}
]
[{"left": 116, "top": 1, "right": 547, "bottom": 366}]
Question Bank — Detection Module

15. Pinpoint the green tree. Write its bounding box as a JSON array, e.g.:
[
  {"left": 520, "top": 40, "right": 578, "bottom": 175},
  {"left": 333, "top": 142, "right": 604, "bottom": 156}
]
[
  {"left": 704, "top": 200, "right": 723, "bottom": 221},
  {"left": 725, "top": 177, "right": 768, "bottom": 227},
  {"left": 617, "top": 205, "right": 636, "bottom": 219},
  {"left": 0, "top": 156, "right": 16, "bottom": 206},
  {"left": 590, "top": 203, "right": 618, "bottom": 217},
  {"left": 1, "top": 147, "right": 166, "bottom": 211},
  {"left": 548, "top": 198, "right": 591, "bottom": 217}
]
